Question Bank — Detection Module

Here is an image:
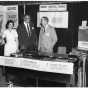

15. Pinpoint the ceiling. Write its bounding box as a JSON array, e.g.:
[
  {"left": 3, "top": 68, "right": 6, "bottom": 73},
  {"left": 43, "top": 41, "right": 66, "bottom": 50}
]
[{"left": 0, "top": 1, "right": 84, "bottom": 5}]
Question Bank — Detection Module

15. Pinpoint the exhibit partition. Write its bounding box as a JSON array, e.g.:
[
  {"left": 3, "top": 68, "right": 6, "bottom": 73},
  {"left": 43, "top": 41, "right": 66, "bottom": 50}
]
[{"left": 0, "top": 5, "right": 18, "bottom": 33}]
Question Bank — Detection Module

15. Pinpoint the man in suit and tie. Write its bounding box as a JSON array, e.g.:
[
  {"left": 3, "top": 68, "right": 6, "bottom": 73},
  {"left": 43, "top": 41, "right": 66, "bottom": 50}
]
[
  {"left": 17, "top": 14, "right": 37, "bottom": 52},
  {"left": 38, "top": 16, "right": 57, "bottom": 55}
]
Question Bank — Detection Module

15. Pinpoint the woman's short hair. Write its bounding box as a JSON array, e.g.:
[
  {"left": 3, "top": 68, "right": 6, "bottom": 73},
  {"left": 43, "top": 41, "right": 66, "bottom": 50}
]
[
  {"left": 42, "top": 16, "right": 49, "bottom": 22},
  {"left": 6, "top": 20, "right": 14, "bottom": 29}
]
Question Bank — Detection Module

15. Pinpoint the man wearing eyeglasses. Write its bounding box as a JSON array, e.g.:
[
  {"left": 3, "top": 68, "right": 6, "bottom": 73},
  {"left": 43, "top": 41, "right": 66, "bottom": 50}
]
[{"left": 17, "top": 14, "right": 37, "bottom": 52}]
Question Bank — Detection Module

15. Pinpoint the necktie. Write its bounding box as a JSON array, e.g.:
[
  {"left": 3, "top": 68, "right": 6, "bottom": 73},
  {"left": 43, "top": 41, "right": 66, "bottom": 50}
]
[{"left": 27, "top": 24, "right": 30, "bottom": 36}]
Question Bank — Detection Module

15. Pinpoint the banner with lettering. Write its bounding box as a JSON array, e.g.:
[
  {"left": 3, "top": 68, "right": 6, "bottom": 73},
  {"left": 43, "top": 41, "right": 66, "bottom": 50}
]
[{"left": 5, "top": 5, "right": 18, "bottom": 29}]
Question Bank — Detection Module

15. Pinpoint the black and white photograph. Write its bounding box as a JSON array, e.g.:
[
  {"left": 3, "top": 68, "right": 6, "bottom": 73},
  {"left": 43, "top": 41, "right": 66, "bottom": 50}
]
[{"left": 0, "top": 0, "right": 88, "bottom": 87}]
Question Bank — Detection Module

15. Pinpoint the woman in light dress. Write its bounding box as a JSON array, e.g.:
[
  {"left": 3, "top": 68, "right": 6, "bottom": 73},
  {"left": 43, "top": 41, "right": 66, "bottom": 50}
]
[{"left": 2, "top": 20, "right": 18, "bottom": 56}]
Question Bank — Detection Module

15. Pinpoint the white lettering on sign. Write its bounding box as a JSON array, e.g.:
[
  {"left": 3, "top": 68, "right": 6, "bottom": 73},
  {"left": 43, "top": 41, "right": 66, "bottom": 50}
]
[{"left": 40, "top": 4, "right": 67, "bottom": 11}]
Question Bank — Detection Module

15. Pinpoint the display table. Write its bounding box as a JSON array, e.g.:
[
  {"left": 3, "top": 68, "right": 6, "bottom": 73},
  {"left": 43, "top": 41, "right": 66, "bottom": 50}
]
[{"left": 0, "top": 56, "right": 79, "bottom": 87}]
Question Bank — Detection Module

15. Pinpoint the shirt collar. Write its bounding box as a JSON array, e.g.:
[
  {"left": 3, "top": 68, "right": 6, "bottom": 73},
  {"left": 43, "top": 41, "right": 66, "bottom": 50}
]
[
  {"left": 24, "top": 22, "right": 27, "bottom": 25},
  {"left": 45, "top": 24, "right": 48, "bottom": 30}
]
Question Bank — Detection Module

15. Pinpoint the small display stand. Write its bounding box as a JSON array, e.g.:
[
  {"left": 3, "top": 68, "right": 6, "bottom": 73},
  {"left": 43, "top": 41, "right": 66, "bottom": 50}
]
[{"left": 77, "top": 21, "right": 88, "bottom": 87}]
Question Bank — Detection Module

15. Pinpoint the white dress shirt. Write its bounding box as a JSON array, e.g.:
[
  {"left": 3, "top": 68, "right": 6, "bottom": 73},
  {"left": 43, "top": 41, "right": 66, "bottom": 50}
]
[{"left": 24, "top": 22, "right": 30, "bottom": 36}]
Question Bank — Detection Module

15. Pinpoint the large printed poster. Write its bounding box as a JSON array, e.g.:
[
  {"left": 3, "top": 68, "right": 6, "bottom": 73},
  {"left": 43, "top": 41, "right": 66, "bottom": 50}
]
[
  {"left": 0, "top": 5, "right": 18, "bottom": 33},
  {"left": 37, "top": 12, "right": 68, "bottom": 28},
  {"left": 5, "top": 5, "right": 18, "bottom": 28}
]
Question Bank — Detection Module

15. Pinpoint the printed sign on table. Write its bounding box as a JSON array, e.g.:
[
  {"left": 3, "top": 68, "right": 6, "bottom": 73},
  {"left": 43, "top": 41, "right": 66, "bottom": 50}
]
[{"left": 78, "top": 20, "right": 88, "bottom": 50}]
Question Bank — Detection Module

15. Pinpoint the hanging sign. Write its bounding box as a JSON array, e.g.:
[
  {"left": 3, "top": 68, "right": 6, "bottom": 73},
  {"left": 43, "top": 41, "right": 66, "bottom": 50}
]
[{"left": 40, "top": 4, "right": 67, "bottom": 11}]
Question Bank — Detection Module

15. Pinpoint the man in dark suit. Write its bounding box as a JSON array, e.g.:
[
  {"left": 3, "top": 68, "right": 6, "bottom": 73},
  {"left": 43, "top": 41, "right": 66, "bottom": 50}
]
[{"left": 17, "top": 14, "right": 37, "bottom": 52}]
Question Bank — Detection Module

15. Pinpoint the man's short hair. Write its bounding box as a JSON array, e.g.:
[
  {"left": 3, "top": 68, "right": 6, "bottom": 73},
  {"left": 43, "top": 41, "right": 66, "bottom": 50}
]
[
  {"left": 42, "top": 16, "right": 49, "bottom": 22},
  {"left": 24, "top": 14, "right": 30, "bottom": 19}
]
